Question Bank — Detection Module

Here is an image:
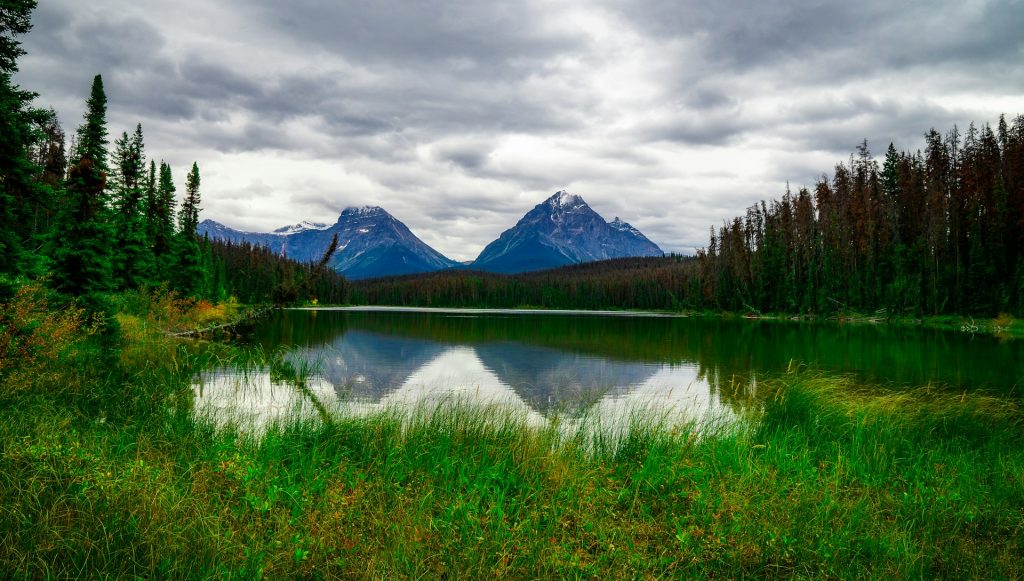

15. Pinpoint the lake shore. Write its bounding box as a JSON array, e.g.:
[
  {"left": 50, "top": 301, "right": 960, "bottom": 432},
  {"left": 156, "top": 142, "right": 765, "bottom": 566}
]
[
  {"left": 2, "top": 289, "right": 1022, "bottom": 577},
  {"left": 292, "top": 305, "right": 682, "bottom": 317},
  {"left": 303, "top": 302, "right": 1024, "bottom": 339}
]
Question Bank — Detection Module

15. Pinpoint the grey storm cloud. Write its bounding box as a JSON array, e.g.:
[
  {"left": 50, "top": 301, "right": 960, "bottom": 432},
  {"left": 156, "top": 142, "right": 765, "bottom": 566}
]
[
  {"left": 13, "top": 0, "right": 1024, "bottom": 260},
  {"left": 236, "top": 0, "right": 583, "bottom": 72}
]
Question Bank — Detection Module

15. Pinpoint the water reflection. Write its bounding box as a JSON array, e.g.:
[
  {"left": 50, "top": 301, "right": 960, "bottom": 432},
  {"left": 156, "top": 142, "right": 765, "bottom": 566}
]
[
  {"left": 193, "top": 313, "right": 744, "bottom": 431},
  {"left": 193, "top": 349, "right": 738, "bottom": 432},
  {"left": 194, "top": 370, "right": 339, "bottom": 430},
  {"left": 193, "top": 308, "right": 1024, "bottom": 431}
]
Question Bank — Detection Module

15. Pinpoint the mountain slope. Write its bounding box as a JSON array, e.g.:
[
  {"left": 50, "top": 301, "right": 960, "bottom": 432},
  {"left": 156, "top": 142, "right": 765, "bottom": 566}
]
[
  {"left": 199, "top": 206, "right": 457, "bottom": 280},
  {"left": 470, "top": 191, "right": 663, "bottom": 274}
]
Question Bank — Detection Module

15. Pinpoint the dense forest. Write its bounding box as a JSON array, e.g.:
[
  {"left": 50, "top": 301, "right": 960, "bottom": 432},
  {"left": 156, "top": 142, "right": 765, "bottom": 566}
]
[
  {"left": 0, "top": 1, "right": 346, "bottom": 309},
  {"left": 700, "top": 126, "right": 1024, "bottom": 316},
  {"left": 350, "top": 256, "right": 694, "bottom": 311},
  {"left": 355, "top": 117, "right": 1024, "bottom": 317}
]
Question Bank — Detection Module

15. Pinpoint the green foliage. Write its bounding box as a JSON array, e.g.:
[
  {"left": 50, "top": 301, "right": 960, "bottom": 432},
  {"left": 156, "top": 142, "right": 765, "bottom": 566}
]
[
  {"left": 111, "top": 124, "right": 152, "bottom": 288},
  {"left": 72, "top": 75, "right": 108, "bottom": 172},
  {"left": 0, "top": 0, "right": 41, "bottom": 277},
  {"left": 353, "top": 256, "right": 692, "bottom": 310},
  {"left": 0, "top": 1, "right": 36, "bottom": 72},
  {"left": 151, "top": 161, "right": 177, "bottom": 271},
  {"left": 1, "top": 309, "right": 1021, "bottom": 578},
  {"left": 178, "top": 161, "right": 200, "bottom": 238},
  {"left": 172, "top": 162, "right": 203, "bottom": 296},
  {"left": 209, "top": 239, "right": 349, "bottom": 305},
  {"left": 49, "top": 157, "right": 114, "bottom": 298},
  {"left": 48, "top": 76, "right": 115, "bottom": 300}
]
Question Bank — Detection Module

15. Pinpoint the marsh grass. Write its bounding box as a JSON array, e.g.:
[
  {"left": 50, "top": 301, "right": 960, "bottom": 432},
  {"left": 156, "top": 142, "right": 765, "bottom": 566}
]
[{"left": 1, "top": 290, "right": 1022, "bottom": 578}]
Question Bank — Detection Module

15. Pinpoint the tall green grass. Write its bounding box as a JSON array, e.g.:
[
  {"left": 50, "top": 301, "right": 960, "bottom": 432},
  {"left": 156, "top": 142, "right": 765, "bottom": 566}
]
[{"left": 1, "top": 288, "right": 1022, "bottom": 577}]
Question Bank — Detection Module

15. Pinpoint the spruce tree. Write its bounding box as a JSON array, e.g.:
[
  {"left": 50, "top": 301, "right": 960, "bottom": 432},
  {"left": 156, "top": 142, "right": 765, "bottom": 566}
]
[
  {"left": 178, "top": 162, "right": 201, "bottom": 237},
  {"left": 72, "top": 75, "right": 108, "bottom": 171},
  {"left": 50, "top": 75, "right": 113, "bottom": 297},
  {"left": 143, "top": 159, "right": 158, "bottom": 257},
  {"left": 174, "top": 162, "right": 203, "bottom": 295},
  {"left": 0, "top": 0, "right": 42, "bottom": 279},
  {"left": 27, "top": 109, "right": 66, "bottom": 237},
  {"left": 111, "top": 123, "right": 151, "bottom": 288},
  {"left": 150, "top": 161, "right": 177, "bottom": 280}
]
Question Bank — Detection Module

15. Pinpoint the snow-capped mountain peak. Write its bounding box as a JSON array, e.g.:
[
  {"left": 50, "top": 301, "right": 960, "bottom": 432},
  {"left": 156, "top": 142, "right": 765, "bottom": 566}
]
[
  {"left": 549, "top": 190, "right": 584, "bottom": 210},
  {"left": 472, "top": 190, "right": 664, "bottom": 273},
  {"left": 272, "top": 221, "right": 331, "bottom": 235},
  {"left": 340, "top": 205, "right": 385, "bottom": 217}
]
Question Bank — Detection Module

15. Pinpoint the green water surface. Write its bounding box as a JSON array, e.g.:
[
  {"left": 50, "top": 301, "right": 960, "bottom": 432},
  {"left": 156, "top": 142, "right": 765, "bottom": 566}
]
[{"left": 211, "top": 309, "right": 1024, "bottom": 419}]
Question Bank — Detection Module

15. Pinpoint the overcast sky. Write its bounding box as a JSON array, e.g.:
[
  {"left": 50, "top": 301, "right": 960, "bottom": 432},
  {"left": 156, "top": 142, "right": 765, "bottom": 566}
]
[{"left": 14, "top": 0, "right": 1024, "bottom": 260}]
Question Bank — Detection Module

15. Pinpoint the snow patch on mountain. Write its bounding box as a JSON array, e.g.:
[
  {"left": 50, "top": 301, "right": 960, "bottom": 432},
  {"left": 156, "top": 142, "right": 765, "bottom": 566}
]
[
  {"left": 608, "top": 217, "right": 645, "bottom": 238},
  {"left": 550, "top": 190, "right": 585, "bottom": 210},
  {"left": 272, "top": 221, "right": 331, "bottom": 235},
  {"left": 341, "top": 205, "right": 385, "bottom": 217}
]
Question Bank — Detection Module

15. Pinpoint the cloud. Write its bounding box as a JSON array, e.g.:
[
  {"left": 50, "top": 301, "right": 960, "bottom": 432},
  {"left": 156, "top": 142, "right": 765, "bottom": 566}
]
[{"left": 13, "top": 0, "right": 1023, "bottom": 261}]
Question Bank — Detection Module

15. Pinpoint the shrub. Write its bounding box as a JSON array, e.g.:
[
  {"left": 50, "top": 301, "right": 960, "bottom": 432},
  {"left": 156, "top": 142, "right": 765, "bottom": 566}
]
[{"left": 0, "top": 283, "right": 97, "bottom": 396}]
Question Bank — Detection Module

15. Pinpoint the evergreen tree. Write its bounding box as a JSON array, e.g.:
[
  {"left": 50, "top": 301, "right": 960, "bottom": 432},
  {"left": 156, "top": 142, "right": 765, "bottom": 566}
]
[
  {"left": 143, "top": 159, "right": 158, "bottom": 259},
  {"left": 72, "top": 75, "right": 108, "bottom": 172},
  {"left": 151, "top": 161, "right": 177, "bottom": 271},
  {"left": 178, "top": 162, "right": 201, "bottom": 237},
  {"left": 0, "top": 0, "right": 42, "bottom": 278},
  {"left": 25, "top": 108, "right": 64, "bottom": 239},
  {"left": 50, "top": 75, "right": 113, "bottom": 297},
  {"left": 174, "top": 162, "right": 203, "bottom": 295},
  {"left": 110, "top": 123, "right": 151, "bottom": 288}
]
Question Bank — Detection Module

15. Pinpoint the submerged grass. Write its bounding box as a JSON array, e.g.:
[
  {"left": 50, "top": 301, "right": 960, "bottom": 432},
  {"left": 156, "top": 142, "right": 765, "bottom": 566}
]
[{"left": 1, "top": 288, "right": 1023, "bottom": 578}]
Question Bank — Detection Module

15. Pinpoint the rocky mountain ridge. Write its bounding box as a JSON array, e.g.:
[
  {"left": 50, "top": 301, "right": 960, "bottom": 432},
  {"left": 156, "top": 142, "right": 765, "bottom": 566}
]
[{"left": 199, "top": 191, "right": 663, "bottom": 279}]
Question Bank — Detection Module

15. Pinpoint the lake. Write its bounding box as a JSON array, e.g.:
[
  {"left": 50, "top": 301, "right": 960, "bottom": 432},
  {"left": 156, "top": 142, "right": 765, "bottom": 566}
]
[{"left": 193, "top": 307, "right": 1024, "bottom": 430}]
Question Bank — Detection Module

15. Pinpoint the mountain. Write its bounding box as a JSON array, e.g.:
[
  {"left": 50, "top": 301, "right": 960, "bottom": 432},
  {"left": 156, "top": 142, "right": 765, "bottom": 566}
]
[
  {"left": 470, "top": 190, "right": 663, "bottom": 274},
  {"left": 199, "top": 206, "right": 457, "bottom": 280},
  {"left": 196, "top": 219, "right": 281, "bottom": 249}
]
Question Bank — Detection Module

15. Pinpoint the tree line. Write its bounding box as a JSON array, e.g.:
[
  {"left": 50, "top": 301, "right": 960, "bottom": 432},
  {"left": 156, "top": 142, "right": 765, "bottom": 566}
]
[
  {"left": 699, "top": 120, "right": 1024, "bottom": 316},
  {"left": 0, "top": 1, "right": 346, "bottom": 307},
  {"left": 355, "top": 115, "right": 1024, "bottom": 318},
  {"left": 350, "top": 256, "right": 694, "bottom": 311}
]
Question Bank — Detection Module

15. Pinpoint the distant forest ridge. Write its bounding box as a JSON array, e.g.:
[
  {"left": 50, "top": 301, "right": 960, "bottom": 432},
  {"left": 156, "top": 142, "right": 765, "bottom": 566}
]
[{"left": 354, "top": 115, "right": 1024, "bottom": 317}]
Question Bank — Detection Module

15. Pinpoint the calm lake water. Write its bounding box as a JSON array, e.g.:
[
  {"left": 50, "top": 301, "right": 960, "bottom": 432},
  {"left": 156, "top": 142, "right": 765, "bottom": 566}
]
[{"left": 193, "top": 308, "right": 1024, "bottom": 430}]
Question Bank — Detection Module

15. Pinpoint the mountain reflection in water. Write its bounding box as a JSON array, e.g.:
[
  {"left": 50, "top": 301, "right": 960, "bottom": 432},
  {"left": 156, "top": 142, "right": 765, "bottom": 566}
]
[
  {"left": 193, "top": 311, "right": 746, "bottom": 431},
  {"left": 193, "top": 307, "right": 1024, "bottom": 431}
]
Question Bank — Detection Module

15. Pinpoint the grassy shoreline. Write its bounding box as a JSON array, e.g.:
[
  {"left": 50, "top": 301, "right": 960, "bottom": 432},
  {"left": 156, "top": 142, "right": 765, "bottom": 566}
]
[
  {"left": 2, "top": 289, "right": 1022, "bottom": 577},
  {"left": 308, "top": 301, "right": 1024, "bottom": 339}
]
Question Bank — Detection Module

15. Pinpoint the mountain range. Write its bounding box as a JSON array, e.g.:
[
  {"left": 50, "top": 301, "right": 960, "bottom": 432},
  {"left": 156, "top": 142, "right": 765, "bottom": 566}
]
[
  {"left": 198, "top": 206, "right": 457, "bottom": 279},
  {"left": 198, "top": 191, "right": 663, "bottom": 279}
]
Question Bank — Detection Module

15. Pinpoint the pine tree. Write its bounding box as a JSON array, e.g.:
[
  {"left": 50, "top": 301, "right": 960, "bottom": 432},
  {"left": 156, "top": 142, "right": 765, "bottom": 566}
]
[
  {"left": 178, "top": 162, "right": 201, "bottom": 237},
  {"left": 0, "top": 0, "right": 42, "bottom": 278},
  {"left": 25, "top": 108, "right": 64, "bottom": 239},
  {"left": 151, "top": 161, "right": 177, "bottom": 272},
  {"left": 50, "top": 75, "right": 114, "bottom": 297},
  {"left": 174, "top": 162, "right": 203, "bottom": 295},
  {"left": 111, "top": 123, "right": 151, "bottom": 288},
  {"left": 72, "top": 75, "right": 108, "bottom": 172},
  {"left": 143, "top": 159, "right": 158, "bottom": 257}
]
